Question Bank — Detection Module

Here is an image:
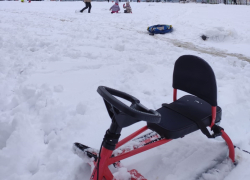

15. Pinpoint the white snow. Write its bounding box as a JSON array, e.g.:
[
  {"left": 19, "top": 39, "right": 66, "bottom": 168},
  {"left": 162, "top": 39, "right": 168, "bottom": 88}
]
[
  {"left": 0, "top": 1, "right": 250, "bottom": 180},
  {"left": 113, "top": 168, "right": 132, "bottom": 180}
]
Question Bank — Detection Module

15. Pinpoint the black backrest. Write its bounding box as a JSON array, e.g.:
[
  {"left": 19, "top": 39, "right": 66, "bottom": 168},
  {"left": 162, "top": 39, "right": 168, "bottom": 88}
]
[{"left": 173, "top": 55, "right": 217, "bottom": 106}]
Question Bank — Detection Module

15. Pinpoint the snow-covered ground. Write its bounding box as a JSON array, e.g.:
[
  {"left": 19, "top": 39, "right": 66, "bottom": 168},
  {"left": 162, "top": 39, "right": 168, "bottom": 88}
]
[{"left": 0, "top": 1, "right": 250, "bottom": 180}]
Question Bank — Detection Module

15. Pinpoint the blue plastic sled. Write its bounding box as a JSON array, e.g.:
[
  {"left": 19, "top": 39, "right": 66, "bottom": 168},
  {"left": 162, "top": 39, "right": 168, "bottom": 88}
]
[{"left": 147, "top": 24, "right": 173, "bottom": 35}]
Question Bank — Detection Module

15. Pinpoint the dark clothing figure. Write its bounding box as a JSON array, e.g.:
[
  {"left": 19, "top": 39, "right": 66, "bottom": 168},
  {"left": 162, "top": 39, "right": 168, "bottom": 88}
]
[
  {"left": 232, "top": 0, "right": 237, "bottom": 4},
  {"left": 80, "top": 2, "right": 92, "bottom": 13}
]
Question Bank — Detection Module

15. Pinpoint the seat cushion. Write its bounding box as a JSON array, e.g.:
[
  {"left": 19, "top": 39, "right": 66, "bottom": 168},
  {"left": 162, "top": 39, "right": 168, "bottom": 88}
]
[{"left": 147, "top": 95, "right": 222, "bottom": 139}]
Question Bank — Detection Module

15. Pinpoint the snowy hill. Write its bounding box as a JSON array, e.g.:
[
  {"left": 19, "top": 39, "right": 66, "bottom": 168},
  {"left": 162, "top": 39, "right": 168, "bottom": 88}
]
[{"left": 0, "top": 1, "right": 250, "bottom": 180}]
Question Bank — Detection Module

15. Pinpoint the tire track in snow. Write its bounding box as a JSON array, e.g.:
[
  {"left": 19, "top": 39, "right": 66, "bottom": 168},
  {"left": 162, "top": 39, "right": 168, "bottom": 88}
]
[
  {"left": 153, "top": 36, "right": 250, "bottom": 64},
  {"left": 110, "top": 26, "right": 250, "bottom": 63}
]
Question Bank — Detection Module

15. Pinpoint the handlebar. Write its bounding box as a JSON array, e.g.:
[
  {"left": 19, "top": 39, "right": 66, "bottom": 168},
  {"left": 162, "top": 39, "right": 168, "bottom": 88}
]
[{"left": 97, "top": 86, "right": 161, "bottom": 124}]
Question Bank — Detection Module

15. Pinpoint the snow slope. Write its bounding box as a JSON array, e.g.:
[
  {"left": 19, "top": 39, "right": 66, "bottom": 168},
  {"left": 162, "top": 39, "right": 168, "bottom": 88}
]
[{"left": 0, "top": 1, "right": 250, "bottom": 180}]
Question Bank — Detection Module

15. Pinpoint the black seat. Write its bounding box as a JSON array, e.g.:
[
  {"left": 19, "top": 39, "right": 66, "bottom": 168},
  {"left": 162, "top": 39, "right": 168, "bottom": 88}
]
[
  {"left": 147, "top": 95, "right": 222, "bottom": 139},
  {"left": 147, "top": 55, "right": 221, "bottom": 139}
]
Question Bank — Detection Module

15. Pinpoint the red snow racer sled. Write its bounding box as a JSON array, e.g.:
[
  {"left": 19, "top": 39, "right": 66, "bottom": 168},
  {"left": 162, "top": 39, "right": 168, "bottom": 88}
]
[{"left": 73, "top": 55, "right": 235, "bottom": 180}]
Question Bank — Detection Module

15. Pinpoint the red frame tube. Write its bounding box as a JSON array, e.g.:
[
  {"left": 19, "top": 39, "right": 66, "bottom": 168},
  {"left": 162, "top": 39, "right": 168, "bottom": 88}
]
[
  {"left": 221, "top": 130, "right": 235, "bottom": 162},
  {"left": 109, "top": 139, "right": 172, "bottom": 164},
  {"left": 210, "top": 106, "right": 217, "bottom": 127},
  {"left": 103, "top": 167, "right": 114, "bottom": 180},
  {"left": 116, "top": 126, "right": 148, "bottom": 149},
  {"left": 90, "top": 128, "right": 171, "bottom": 180},
  {"left": 173, "top": 89, "right": 177, "bottom": 102},
  {"left": 90, "top": 128, "right": 235, "bottom": 180},
  {"left": 90, "top": 147, "right": 113, "bottom": 180}
]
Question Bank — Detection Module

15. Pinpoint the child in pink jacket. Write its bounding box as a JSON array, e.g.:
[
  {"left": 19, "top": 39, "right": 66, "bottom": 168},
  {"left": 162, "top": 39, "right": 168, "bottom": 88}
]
[{"left": 110, "top": 0, "right": 120, "bottom": 14}]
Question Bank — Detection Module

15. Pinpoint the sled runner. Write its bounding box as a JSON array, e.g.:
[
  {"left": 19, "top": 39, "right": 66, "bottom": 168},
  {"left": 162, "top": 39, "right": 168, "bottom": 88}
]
[{"left": 73, "top": 55, "right": 235, "bottom": 180}]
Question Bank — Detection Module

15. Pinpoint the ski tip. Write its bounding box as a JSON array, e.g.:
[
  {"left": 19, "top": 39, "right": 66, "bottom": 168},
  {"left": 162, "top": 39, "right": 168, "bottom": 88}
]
[{"left": 74, "top": 142, "right": 90, "bottom": 151}]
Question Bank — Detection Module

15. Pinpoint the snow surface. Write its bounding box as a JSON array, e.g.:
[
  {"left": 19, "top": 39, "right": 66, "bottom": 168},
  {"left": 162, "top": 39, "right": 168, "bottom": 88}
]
[{"left": 0, "top": 1, "right": 250, "bottom": 180}]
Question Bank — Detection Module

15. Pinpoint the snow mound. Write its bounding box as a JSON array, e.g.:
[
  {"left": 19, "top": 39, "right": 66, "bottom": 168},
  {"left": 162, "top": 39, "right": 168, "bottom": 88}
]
[
  {"left": 113, "top": 167, "right": 131, "bottom": 180},
  {"left": 204, "top": 27, "right": 237, "bottom": 42}
]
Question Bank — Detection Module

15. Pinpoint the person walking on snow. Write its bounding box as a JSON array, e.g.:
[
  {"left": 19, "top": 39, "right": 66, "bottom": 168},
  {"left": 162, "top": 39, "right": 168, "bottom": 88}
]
[
  {"left": 110, "top": 0, "right": 120, "bottom": 14},
  {"left": 80, "top": 0, "right": 92, "bottom": 13},
  {"left": 123, "top": 1, "right": 132, "bottom": 13}
]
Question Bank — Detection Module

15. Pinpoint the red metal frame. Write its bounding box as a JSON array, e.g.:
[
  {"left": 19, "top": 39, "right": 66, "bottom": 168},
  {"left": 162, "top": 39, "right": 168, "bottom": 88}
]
[
  {"left": 90, "top": 127, "right": 235, "bottom": 180},
  {"left": 89, "top": 90, "right": 234, "bottom": 179},
  {"left": 109, "top": 138, "right": 171, "bottom": 165},
  {"left": 210, "top": 106, "right": 216, "bottom": 127},
  {"left": 221, "top": 130, "right": 235, "bottom": 162},
  {"left": 90, "top": 147, "right": 113, "bottom": 180},
  {"left": 90, "top": 127, "right": 172, "bottom": 180},
  {"left": 116, "top": 126, "right": 148, "bottom": 149},
  {"left": 90, "top": 128, "right": 235, "bottom": 179},
  {"left": 173, "top": 88, "right": 177, "bottom": 102}
]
